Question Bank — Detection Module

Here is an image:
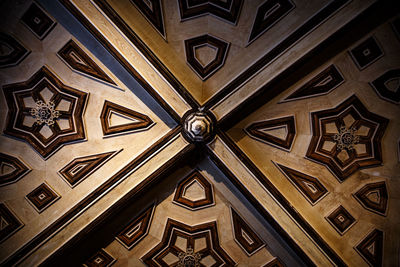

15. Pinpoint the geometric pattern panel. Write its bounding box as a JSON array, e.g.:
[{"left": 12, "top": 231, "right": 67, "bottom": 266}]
[
  {"left": 20, "top": 3, "right": 56, "bottom": 40},
  {"left": 25, "top": 182, "right": 60, "bottom": 213},
  {"left": 0, "top": 153, "right": 31, "bottom": 186},
  {"left": 173, "top": 170, "right": 214, "bottom": 210},
  {"left": 306, "top": 95, "right": 389, "bottom": 181},
  {"left": 184, "top": 34, "right": 230, "bottom": 80},
  {"left": 100, "top": 100, "right": 153, "bottom": 137},
  {"left": 115, "top": 205, "right": 154, "bottom": 250},
  {"left": 248, "top": 0, "right": 295, "bottom": 45},
  {"left": 178, "top": 0, "right": 243, "bottom": 25},
  {"left": 2, "top": 66, "right": 89, "bottom": 159},
  {"left": 115, "top": 206, "right": 155, "bottom": 249},
  {"left": 245, "top": 116, "right": 296, "bottom": 151},
  {"left": 129, "top": 0, "right": 165, "bottom": 39},
  {"left": 83, "top": 248, "right": 116, "bottom": 267},
  {"left": 58, "top": 40, "right": 116, "bottom": 85},
  {"left": 325, "top": 205, "right": 356, "bottom": 235},
  {"left": 274, "top": 163, "right": 328, "bottom": 205},
  {"left": 231, "top": 207, "right": 264, "bottom": 256},
  {"left": 263, "top": 257, "right": 285, "bottom": 267},
  {"left": 0, "top": 203, "right": 24, "bottom": 244},
  {"left": 0, "top": 33, "right": 30, "bottom": 69},
  {"left": 282, "top": 65, "right": 344, "bottom": 102},
  {"left": 353, "top": 181, "right": 388, "bottom": 216},
  {"left": 370, "top": 69, "right": 400, "bottom": 104},
  {"left": 392, "top": 17, "right": 400, "bottom": 40},
  {"left": 142, "top": 218, "right": 236, "bottom": 266},
  {"left": 355, "top": 229, "right": 384, "bottom": 267},
  {"left": 349, "top": 36, "right": 383, "bottom": 70},
  {"left": 58, "top": 150, "right": 120, "bottom": 188}
]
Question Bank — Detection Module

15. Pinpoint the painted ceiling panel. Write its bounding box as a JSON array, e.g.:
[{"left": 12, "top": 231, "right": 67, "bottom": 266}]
[{"left": 0, "top": 0, "right": 399, "bottom": 266}]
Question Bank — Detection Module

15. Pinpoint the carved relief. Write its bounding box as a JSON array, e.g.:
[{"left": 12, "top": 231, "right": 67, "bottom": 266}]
[
  {"left": 129, "top": 0, "right": 165, "bottom": 39},
  {"left": 325, "top": 205, "right": 356, "bottom": 235},
  {"left": 355, "top": 229, "right": 383, "bottom": 267},
  {"left": 281, "top": 65, "right": 344, "bottom": 102},
  {"left": 173, "top": 170, "right": 214, "bottom": 210},
  {"left": 58, "top": 40, "right": 116, "bottom": 85},
  {"left": 20, "top": 3, "right": 56, "bottom": 40},
  {"left": 248, "top": 0, "right": 295, "bottom": 45},
  {"left": 231, "top": 207, "right": 264, "bottom": 256},
  {"left": 0, "top": 203, "right": 24, "bottom": 244},
  {"left": 25, "top": 182, "right": 60, "bottom": 213},
  {"left": 178, "top": 0, "right": 243, "bottom": 25},
  {"left": 306, "top": 95, "right": 389, "bottom": 181},
  {"left": 2, "top": 66, "right": 88, "bottom": 159},
  {"left": 349, "top": 36, "right": 383, "bottom": 70},
  {"left": 142, "top": 219, "right": 235, "bottom": 266},
  {"left": 245, "top": 116, "right": 296, "bottom": 151},
  {"left": 115, "top": 205, "right": 154, "bottom": 250},
  {"left": 274, "top": 162, "right": 328, "bottom": 205},
  {"left": 184, "top": 34, "right": 230, "bottom": 80},
  {"left": 370, "top": 69, "right": 400, "bottom": 104},
  {"left": 83, "top": 248, "right": 116, "bottom": 267},
  {"left": 0, "top": 153, "right": 31, "bottom": 186},
  {"left": 353, "top": 181, "right": 388, "bottom": 216},
  {"left": 392, "top": 17, "right": 400, "bottom": 40},
  {"left": 0, "top": 33, "right": 30, "bottom": 68},
  {"left": 100, "top": 100, "right": 153, "bottom": 137},
  {"left": 58, "top": 150, "right": 121, "bottom": 187}
]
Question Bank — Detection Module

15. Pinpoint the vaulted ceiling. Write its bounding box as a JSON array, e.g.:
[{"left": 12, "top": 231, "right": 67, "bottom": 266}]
[{"left": 0, "top": 0, "right": 399, "bottom": 266}]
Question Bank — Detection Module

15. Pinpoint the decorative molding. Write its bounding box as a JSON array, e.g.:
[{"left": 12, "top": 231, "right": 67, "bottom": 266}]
[
  {"left": 100, "top": 100, "right": 154, "bottom": 137},
  {"left": 142, "top": 218, "right": 235, "bottom": 266},
  {"left": 248, "top": 0, "right": 295, "bottom": 45},
  {"left": 245, "top": 116, "right": 296, "bottom": 151},
  {"left": 325, "top": 205, "right": 356, "bottom": 235},
  {"left": 58, "top": 150, "right": 121, "bottom": 188},
  {"left": 355, "top": 229, "right": 383, "bottom": 267},
  {"left": 231, "top": 207, "right": 264, "bottom": 256},
  {"left": 0, "top": 33, "right": 30, "bottom": 68},
  {"left": 115, "top": 204, "right": 154, "bottom": 250},
  {"left": 0, "top": 153, "right": 31, "bottom": 186},
  {"left": 353, "top": 181, "right": 388, "bottom": 216},
  {"left": 0, "top": 203, "right": 24, "bottom": 244},
  {"left": 129, "top": 0, "right": 165, "bottom": 39},
  {"left": 2, "top": 66, "right": 89, "bottom": 159},
  {"left": 274, "top": 162, "right": 328, "bottom": 205},
  {"left": 25, "top": 182, "right": 60, "bottom": 213},
  {"left": 281, "top": 64, "right": 344, "bottom": 102},
  {"left": 263, "top": 257, "right": 285, "bottom": 267},
  {"left": 184, "top": 34, "right": 229, "bottom": 80},
  {"left": 83, "top": 248, "right": 116, "bottom": 267},
  {"left": 306, "top": 95, "right": 389, "bottom": 181},
  {"left": 178, "top": 0, "right": 243, "bottom": 25},
  {"left": 370, "top": 69, "right": 400, "bottom": 104},
  {"left": 57, "top": 39, "right": 116, "bottom": 85},
  {"left": 20, "top": 2, "right": 56, "bottom": 40},
  {"left": 204, "top": 0, "right": 351, "bottom": 110},
  {"left": 1, "top": 127, "right": 184, "bottom": 266},
  {"left": 173, "top": 170, "right": 214, "bottom": 210},
  {"left": 182, "top": 110, "right": 215, "bottom": 143},
  {"left": 349, "top": 36, "right": 383, "bottom": 70}
]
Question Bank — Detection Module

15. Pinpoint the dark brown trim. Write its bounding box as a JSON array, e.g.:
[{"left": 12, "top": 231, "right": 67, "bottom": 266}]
[
  {"left": 214, "top": 130, "right": 347, "bottom": 266},
  {"left": 0, "top": 153, "right": 31, "bottom": 186},
  {"left": 0, "top": 33, "right": 31, "bottom": 68},
  {"left": 2, "top": 126, "right": 182, "bottom": 266},
  {"left": 88, "top": 0, "right": 200, "bottom": 109},
  {"left": 218, "top": 0, "right": 399, "bottom": 130},
  {"left": 204, "top": 0, "right": 350, "bottom": 110},
  {"left": 206, "top": 136, "right": 317, "bottom": 267},
  {"left": 59, "top": 0, "right": 183, "bottom": 123}
]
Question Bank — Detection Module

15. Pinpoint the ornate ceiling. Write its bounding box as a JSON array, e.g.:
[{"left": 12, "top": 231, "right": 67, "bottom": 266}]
[{"left": 0, "top": 0, "right": 399, "bottom": 266}]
